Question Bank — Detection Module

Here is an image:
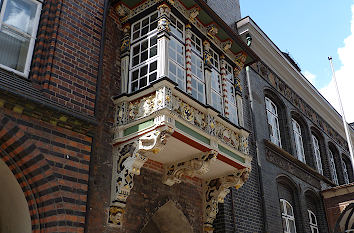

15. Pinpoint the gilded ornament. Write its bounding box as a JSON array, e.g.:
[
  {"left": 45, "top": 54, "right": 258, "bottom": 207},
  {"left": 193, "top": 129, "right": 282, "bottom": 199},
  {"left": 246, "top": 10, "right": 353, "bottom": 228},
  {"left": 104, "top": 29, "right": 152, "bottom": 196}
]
[{"left": 183, "top": 105, "right": 194, "bottom": 121}]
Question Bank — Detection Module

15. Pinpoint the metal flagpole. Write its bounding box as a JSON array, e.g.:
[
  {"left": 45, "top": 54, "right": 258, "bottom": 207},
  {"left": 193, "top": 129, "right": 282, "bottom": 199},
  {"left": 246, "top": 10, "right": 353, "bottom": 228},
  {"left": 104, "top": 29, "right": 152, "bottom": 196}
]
[{"left": 328, "top": 56, "right": 354, "bottom": 177}]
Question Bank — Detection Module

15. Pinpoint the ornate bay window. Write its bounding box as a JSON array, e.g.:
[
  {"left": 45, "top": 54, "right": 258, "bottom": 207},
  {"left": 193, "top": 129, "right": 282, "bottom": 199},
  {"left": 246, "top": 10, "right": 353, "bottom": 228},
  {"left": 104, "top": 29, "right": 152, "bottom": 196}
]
[{"left": 111, "top": 0, "right": 256, "bottom": 231}]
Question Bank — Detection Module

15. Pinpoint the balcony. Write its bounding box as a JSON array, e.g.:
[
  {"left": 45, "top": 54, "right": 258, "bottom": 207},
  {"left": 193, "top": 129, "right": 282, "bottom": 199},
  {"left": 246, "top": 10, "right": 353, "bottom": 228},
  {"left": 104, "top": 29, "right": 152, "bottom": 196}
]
[{"left": 110, "top": 79, "right": 252, "bottom": 230}]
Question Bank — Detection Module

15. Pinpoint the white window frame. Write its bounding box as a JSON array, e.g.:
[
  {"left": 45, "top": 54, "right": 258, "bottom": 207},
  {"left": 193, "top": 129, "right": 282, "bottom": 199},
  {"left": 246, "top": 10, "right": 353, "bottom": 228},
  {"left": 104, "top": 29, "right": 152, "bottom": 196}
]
[
  {"left": 131, "top": 11, "right": 158, "bottom": 43},
  {"left": 292, "top": 119, "right": 305, "bottom": 163},
  {"left": 342, "top": 158, "right": 350, "bottom": 184},
  {"left": 265, "top": 97, "right": 282, "bottom": 147},
  {"left": 168, "top": 14, "right": 185, "bottom": 91},
  {"left": 308, "top": 210, "right": 319, "bottom": 233},
  {"left": 280, "top": 199, "right": 297, "bottom": 233},
  {"left": 225, "top": 61, "right": 238, "bottom": 125},
  {"left": 0, "top": 0, "right": 42, "bottom": 77},
  {"left": 329, "top": 149, "right": 339, "bottom": 185},
  {"left": 312, "top": 135, "right": 323, "bottom": 175},
  {"left": 209, "top": 47, "right": 223, "bottom": 114},
  {"left": 129, "top": 34, "right": 158, "bottom": 92},
  {"left": 189, "top": 31, "right": 205, "bottom": 103}
]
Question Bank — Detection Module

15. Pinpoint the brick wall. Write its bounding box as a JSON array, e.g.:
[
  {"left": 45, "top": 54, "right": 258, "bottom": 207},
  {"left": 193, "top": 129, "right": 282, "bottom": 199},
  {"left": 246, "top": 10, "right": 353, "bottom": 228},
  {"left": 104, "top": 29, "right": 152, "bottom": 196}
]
[{"left": 0, "top": 108, "right": 91, "bottom": 232}]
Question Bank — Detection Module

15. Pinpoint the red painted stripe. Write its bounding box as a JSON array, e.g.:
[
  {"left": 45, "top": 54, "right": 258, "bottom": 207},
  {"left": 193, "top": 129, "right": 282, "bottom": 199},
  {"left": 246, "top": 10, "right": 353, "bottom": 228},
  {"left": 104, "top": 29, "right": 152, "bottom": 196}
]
[
  {"left": 217, "top": 154, "right": 246, "bottom": 169},
  {"left": 172, "top": 131, "right": 210, "bottom": 152}
]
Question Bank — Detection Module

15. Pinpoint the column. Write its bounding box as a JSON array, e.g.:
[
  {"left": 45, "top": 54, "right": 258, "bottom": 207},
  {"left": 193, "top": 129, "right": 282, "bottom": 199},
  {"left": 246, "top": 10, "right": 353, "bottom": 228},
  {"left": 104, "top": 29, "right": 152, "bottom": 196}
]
[
  {"left": 220, "top": 55, "right": 229, "bottom": 118},
  {"left": 157, "top": 3, "right": 171, "bottom": 79},
  {"left": 203, "top": 40, "right": 212, "bottom": 105},
  {"left": 120, "top": 24, "right": 131, "bottom": 94},
  {"left": 185, "top": 24, "right": 193, "bottom": 95}
]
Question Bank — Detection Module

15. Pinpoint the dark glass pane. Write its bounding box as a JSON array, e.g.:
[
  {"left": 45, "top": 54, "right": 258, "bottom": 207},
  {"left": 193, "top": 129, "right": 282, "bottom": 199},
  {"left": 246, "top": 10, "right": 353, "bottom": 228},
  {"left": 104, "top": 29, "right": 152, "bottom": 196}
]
[
  {"left": 151, "top": 13, "right": 158, "bottom": 21},
  {"left": 142, "top": 18, "right": 149, "bottom": 27},
  {"left": 150, "top": 46, "right": 157, "bottom": 58},
  {"left": 132, "top": 56, "right": 139, "bottom": 66},
  {"left": 140, "top": 65, "right": 148, "bottom": 77},
  {"left": 141, "top": 40, "right": 148, "bottom": 51},
  {"left": 149, "top": 72, "right": 157, "bottom": 82},
  {"left": 150, "top": 21, "right": 157, "bottom": 31},
  {"left": 150, "top": 61, "right": 157, "bottom": 71},
  {"left": 133, "top": 45, "right": 140, "bottom": 55},
  {"left": 133, "top": 31, "right": 139, "bottom": 40},
  {"left": 139, "top": 77, "right": 147, "bottom": 88},
  {"left": 132, "top": 70, "right": 139, "bottom": 81},
  {"left": 132, "top": 81, "right": 139, "bottom": 92},
  {"left": 140, "top": 51, "right": 148, "bottom": 63},
  {"left": 150, "top": 36, "right": 157, "bottom": 46},
  {"left": 141, "top": 26, "right": 148, "bottom": 35}
]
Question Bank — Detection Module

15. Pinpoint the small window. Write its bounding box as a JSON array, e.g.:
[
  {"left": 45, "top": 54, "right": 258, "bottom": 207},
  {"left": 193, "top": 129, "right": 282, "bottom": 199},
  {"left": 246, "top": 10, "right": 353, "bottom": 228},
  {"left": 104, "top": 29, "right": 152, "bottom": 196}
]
[
  {"left": 329, "top": 149, "right": 339, "bottom": 185},
  {"left": 292, "top": 119, "right": 305, "bottom": 163},
  {"left": 189, "top": 32, "right": 205, "bottom": 103},
  {"left": 280, "top": 199, "right": 297, "bottom": 233},
  {"left": 168, "top": 37, "right": 185, "bottom": 90},
  {"left": 130, "top": 34, "right": 158, "bottom": 92},
  {"left": 190, "top": 32, "right": 202, "bottom": 55},
  {"left": 308, "top": 210, "right": 319, "bottom": 233},
  {"left": 0, "top": 0, "right": 42, "bottom": 77},
  {"left": 265, "top": 97, "right": 282, "bottom": 147},
  {"left": 312, "top": 135, "right": 323, "bottom": 175},
  {"left": 342, "top": 158, "right": 349, "bottom": 184},
  {"left": 131, "top": 12, "right": 158, "bottom": 42},
  {"left": 170, "top": 14, "right": 184, "bottom": 41},
  {"left": 209, "top": 48, "right": 223, "bottom": 113}
]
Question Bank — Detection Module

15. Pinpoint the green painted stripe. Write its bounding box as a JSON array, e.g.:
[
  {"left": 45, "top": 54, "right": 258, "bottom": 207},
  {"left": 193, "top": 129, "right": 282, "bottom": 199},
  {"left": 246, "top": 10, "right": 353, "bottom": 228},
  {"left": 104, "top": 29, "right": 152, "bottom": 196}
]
[
  {"left": 218, "top": 145, "right": 245, "bottom": 163},
  {"left": 175, "top": 121, "right": 210, "bottom": 145},
  {"left": 124, "top": 119, "right": 154, "bottom": 136}
]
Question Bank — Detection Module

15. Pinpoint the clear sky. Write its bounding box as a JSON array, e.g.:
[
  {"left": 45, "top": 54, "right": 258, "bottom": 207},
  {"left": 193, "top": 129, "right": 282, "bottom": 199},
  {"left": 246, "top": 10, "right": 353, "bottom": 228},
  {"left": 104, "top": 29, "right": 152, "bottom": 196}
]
[{"left": 240, "top": 0, "right": 354, "bottom": 123}]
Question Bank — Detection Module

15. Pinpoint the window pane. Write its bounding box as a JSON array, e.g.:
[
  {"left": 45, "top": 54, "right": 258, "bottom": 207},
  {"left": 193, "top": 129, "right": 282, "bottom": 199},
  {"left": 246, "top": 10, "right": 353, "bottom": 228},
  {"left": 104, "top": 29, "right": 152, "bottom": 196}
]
[
  {"left": 286, "top": 203, "right": 293, "bottom": 216},
  {"left": 0, "top": 28, "right": 29, "bottom": 72},
  {"left": 3, "top": 0, "right": 38, "bottom": 35},
  {"left": 289, "top": 220, "right": 296, "bottom": 233}
]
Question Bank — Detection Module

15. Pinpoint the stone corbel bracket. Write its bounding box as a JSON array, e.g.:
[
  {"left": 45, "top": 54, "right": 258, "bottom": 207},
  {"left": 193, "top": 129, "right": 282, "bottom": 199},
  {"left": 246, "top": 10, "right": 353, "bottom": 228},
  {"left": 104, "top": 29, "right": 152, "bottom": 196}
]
[
  {"left": 109, "top": 126, "right": 174, "bottom": 226},
  {"left": 203, "top": 167, "right": 251, "bottom": 233},
  {"left": 163, "top": 150, "right": 218, "bottom": 186}
]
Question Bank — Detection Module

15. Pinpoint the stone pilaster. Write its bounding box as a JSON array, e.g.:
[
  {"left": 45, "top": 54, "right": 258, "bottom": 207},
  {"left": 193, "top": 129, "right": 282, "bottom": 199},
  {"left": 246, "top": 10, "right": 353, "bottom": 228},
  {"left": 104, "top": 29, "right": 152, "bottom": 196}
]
[
  {"left": 157, "top": 3, "right": 171, "bottom": 79},
  {"left": 185, "top": 24, "right": 193, "bottom": 95}
]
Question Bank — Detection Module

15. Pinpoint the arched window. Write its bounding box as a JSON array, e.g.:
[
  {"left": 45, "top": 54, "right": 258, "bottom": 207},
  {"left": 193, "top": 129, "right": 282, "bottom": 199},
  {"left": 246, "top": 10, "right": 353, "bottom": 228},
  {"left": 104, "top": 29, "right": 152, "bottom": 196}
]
[
  {"left": 280, "top": 199, "right": 297, "bottom": 233},
  {"left": 341, "top": 158, "right": 349, "bottom": 184},
  {"left": 328, "top": 149, "right": 339, "bottom": 185},
  {"left": 265, "top": 97, "right": 282, "bottom": 147},
  {"left": 308, "top": 210, "right": 319, "bottom": 233},
  {"left": 311, "top": 135, "right": 323, "bottom": 175},
  {"left": 292, "top": 119, "right": 305, "bottom": 162}
]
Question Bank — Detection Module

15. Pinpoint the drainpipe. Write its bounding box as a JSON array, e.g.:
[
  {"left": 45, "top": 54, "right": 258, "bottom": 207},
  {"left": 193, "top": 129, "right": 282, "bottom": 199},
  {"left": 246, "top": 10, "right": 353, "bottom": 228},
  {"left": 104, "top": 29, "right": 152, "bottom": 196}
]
[
  {"left": 246, "top": 65, "right": 268, "bottom": 233},
  {"left": 94, "top": 0, "right": 111, "bottom": 117},
  {"left": 85, "top": 0, "right": 110, "bottom": 232}
]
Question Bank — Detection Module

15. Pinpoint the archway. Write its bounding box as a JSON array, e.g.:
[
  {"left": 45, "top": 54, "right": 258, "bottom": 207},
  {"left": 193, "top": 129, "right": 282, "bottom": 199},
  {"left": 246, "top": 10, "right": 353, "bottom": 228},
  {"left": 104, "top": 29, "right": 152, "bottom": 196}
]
[
  {"left": 141, "top": 201, "right": 194, "bottom": 233},
  {"left": 0, "top": 158, "right": 31, "bottom": 233}
]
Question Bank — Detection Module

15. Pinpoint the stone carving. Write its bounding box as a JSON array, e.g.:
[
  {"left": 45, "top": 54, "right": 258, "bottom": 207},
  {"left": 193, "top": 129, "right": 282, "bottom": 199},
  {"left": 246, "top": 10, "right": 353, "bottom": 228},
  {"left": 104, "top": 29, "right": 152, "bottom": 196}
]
[
  {"left": 115, "top": 4, "right": 131, "bottom": 22},
  {"left": 203, "top": 40, "right": 212, "bottom": 68},
  {"left": 171, "top": 96, "right": 207, "bottom": 130},
  {"left": 207, "top": 24, "right": 218, "bottom": 39},
  {"left": 204, "top": 168, "right": 251, "bottom": 232},
  {"left": 222, "top": 40, "right": 232, "bottom": 52},
  {"left": 110, "top": 128, "right": 173, "bottom": 226},
  {"left": 116, "top": 102, "right": 127, "bottom": 126},
  {"left": 233, "top": 51, "right": 248, "bottom": 78},
  {"left": 120, "top": 24, "right": 131, "bottom": 54},
  {"left": 128, "top": 94, "right": 156, "bottom": 120},
  {"left": 158, "top": 17, "right": 170, "bottom": 32},
  {"left": 157, "top": 3, "right": 171, "bottom": 16},
  {"left": 108, "top": 206, "right": 124, "bottom": 226},
  {"left": 207, "top": 114, "right": 216, "bottom": 137},
  {"left": 265, "top": 146, "right": 320, "bottom": 188},
  {"left": 189, "top": 6, "right": 200, "bottom": 22},
  {"left": 163, "top": 150, "right": 218, "bottom": 186}
]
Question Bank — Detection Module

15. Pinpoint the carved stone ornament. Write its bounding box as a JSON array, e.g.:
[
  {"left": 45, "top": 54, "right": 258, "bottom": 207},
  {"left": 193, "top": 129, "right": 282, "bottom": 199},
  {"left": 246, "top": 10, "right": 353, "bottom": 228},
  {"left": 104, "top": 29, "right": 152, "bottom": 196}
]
[
  {"left": 110, "top": 128, "right": 173, "bottom": 226},
  {"left": 204, "top": 168, "right": 251, "bottom": 232},
  {"left": 207, "top": 24, "right": 219, "bottom": 39},
  {"left": 115, "top": 4, "right": 131, "bottom": 22},
  {"left": 120, "top": 24, "right": 131, "bottom": 54},
  {"left": 108, "top": 206, "right": 124, "bottom": 226},
  {"left": 163, "top": 150, "right": 218, "bottom": 186},
  {"left": 233, "top": 51, "right": 248, "bottom": 78},
  {"left": 157, "top": 3, "right": 171, "bottom": 16},
  {"left": 189, "top": 6, "right": 200, "bottom": 22},
  {"left": 158, "top": 17, "right": 170, "bottom": 32},
  {"left": 222, "top": 40, "right": 232, "bottom": 52}
]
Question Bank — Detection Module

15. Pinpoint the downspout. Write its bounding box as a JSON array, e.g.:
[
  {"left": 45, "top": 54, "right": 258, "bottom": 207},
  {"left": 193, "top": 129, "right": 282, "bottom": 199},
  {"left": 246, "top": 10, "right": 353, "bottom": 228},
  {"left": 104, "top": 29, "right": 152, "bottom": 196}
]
[
  {"left": 246, "top": 65, "right": 268, "bottom": 233},
  {"left": 94, "top": 0, "right": 111, "bottom": 116},
  {"left": 85, "top": 0, "right": 110, "bottom": 232}
]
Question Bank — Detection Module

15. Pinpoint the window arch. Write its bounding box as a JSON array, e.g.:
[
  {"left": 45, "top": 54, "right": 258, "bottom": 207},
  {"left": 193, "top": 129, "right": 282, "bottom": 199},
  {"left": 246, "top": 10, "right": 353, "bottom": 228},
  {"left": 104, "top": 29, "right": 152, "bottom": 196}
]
[
  {"left": 264, "top": 89, "right": 291, "bottom": 152},
  {"left": 311, "top": 134, "right": 323, "bottom": 175},
  {"left": 308, "top": 210, "right": 319, "bottom": 233},
  {"left": 265, "top": 97, "right": 282, "bottom": 147},
  {"left": 280, "top": 199, "right": 297, "bottom": 233},
  {"left": 328, "top": 142, "right": 344, "bottom": 185},
  {"left": 328, "top": 149, "right": 339, "bottom": 185},
  {"left": 341, "top": 154, "right": 353, "bottom": 183}
]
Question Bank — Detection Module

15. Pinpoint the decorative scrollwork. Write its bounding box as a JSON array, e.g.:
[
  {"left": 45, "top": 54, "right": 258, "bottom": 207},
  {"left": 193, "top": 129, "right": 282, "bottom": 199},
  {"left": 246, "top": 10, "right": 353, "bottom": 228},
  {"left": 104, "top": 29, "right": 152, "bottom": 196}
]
[
  {"left": 163, "top": 150, "right": 218, "bottom": 186},
  {"left": 234, "top": 51, "right": 248, "bottom": 78},
  {"left": 204, "top": 168, "right": 251, "bottom": 232},
  {"left": 110, "top": 128, "right": 173, "bottom": 226}
]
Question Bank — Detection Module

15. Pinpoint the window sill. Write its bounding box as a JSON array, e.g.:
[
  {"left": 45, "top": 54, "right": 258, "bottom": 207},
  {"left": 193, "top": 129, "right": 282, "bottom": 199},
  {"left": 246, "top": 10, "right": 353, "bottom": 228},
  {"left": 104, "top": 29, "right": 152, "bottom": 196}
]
[{"left": 0, "top": 64, "right": 28, "bottom": 78}]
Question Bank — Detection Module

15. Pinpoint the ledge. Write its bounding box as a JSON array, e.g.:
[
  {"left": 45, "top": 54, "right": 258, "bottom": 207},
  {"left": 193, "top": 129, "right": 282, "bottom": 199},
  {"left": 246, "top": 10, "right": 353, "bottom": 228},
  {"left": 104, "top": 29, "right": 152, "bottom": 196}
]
[{"left": 264, "top": 139, "right": 335, "bottom": 188}]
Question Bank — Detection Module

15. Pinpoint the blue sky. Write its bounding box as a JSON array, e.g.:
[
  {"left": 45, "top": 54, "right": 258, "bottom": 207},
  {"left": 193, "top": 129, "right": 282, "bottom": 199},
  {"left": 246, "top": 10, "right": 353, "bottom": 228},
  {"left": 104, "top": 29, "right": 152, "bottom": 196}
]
[{"left": 240, "top": 0, "right": 354, "bottom": 122}]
